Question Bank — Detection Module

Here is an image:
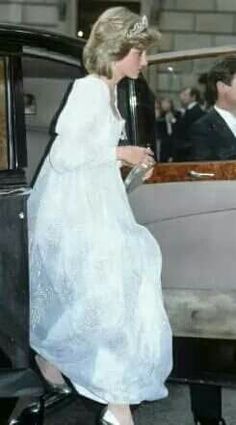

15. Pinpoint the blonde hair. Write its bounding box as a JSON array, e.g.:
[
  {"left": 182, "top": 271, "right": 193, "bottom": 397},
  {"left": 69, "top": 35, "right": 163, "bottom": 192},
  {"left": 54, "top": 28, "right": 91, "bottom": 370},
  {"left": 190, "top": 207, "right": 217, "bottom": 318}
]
[{"left": 83, "top": 7, "right": 160, "bottom": 79}]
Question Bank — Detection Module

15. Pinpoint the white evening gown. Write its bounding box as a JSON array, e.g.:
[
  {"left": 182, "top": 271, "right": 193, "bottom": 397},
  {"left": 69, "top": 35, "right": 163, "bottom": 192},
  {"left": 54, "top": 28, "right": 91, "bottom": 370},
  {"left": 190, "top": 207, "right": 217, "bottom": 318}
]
[{"left": 28, "top": 75, "right": 172, "bottom": 404}]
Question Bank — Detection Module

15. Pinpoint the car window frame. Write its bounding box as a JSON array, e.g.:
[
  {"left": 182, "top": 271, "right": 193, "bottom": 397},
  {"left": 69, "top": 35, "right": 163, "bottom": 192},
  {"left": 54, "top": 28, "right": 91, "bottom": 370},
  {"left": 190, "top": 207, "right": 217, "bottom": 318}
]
[{"left": 146, "top": 45, "right": 236, "bottom": 184}]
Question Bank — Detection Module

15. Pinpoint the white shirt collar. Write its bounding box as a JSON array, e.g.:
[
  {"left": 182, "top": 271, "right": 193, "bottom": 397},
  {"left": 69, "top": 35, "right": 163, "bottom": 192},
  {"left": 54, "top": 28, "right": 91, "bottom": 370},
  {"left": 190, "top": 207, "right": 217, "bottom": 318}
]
[
  {"left": 187, "top": 101, "right": 197, "bottom": 110},
  {"left": 214, "top": 105, "right": 236, "bottom": 137}
]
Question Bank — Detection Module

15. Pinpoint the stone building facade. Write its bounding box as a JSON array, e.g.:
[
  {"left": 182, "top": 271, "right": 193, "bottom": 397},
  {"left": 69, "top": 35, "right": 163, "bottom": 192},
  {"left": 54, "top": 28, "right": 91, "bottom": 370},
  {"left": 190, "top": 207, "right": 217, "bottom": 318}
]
[
  {"left": 154, "top": 0, "right": 236, "bottom": 99},
  {"left": 158, "top": 0, "right": 236, "bottom": 52},
  {"left": 0, "top": 1, "right": 235, "bottom": 50},
  {"left": 0, "top": 0, "right": 236, "bottom": 96},
  {"left": 0, "top": 1, "right": 78, "bottom": 36}
]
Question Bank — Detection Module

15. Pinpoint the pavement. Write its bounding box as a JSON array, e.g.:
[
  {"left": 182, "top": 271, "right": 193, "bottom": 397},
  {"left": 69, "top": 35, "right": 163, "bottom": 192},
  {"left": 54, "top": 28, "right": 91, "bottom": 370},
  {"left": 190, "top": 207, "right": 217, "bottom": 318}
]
[{"left": 44, "top": 383, "right": 236, "bottom": 425}]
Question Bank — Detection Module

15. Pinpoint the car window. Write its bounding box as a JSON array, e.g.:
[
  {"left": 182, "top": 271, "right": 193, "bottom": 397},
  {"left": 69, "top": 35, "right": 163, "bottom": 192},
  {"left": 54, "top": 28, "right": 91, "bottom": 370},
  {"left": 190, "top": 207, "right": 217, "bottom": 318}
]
[
  {"left": 148, "top": 55, "right": 232, "bottom": 163},
  {"left": 22, "top": 54, "right": 85, "bottom": 185},
  {"left": 0, "top": 58, "right": 9, "bottom": 171},
  {"left": 130, "top": 48, "right": 236, "bottom": 340}
]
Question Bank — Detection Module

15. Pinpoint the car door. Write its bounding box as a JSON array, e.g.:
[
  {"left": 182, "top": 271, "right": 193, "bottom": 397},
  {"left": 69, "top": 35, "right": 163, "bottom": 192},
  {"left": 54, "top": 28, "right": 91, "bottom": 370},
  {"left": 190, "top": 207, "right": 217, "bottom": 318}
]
[
  {"left": 128, "top": 48, "right": 236, "bottom": 377},
  {"left": 0, "top": 44, "right": 47, "bottom": 418},
  {"left": 0, "top": 33, "right": 86, "bottom": 403}
]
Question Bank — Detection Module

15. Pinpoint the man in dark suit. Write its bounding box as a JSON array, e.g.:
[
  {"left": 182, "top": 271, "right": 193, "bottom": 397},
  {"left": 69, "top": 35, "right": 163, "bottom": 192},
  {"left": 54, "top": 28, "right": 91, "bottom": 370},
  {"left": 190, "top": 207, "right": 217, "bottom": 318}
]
[
  {"left": 173, "top": 87, "right": 205, "bottom": 161},
  {"left": 190, "top": 56, "right": 236, "bottom": 161},
  {"left": 186, "top": 57, "right": 236, "bottom": 425}
]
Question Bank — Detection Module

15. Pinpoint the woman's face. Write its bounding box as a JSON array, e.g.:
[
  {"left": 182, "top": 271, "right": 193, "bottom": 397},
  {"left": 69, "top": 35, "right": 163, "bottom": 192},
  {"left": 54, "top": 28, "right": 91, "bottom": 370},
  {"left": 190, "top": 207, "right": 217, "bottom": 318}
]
[
  {"left": 114, "top": 48, "right": 148, "bottom": 80},
  {"left": 161, "top": 99, "right": 172, "bottom": 112}
]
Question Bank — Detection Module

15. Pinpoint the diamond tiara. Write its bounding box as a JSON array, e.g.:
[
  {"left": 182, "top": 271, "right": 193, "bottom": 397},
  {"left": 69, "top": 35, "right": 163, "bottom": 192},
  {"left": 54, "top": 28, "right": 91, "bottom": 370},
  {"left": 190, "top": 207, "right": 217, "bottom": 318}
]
[{"left": 127, "top": 15, "right": 148, "bottom": 39}]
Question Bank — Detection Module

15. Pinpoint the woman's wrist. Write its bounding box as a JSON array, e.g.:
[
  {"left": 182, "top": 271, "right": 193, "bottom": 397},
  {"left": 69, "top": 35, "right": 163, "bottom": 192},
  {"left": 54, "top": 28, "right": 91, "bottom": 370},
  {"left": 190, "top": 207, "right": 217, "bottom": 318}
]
[{"left": 116, "top": 146, "right": 126, "bottom": 161}]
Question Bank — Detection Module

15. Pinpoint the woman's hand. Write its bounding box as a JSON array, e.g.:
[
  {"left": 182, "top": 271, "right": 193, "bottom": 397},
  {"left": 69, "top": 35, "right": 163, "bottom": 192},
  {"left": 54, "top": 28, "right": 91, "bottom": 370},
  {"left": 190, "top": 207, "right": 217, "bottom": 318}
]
[
  {"left": 142, "top": 167, "right": 155, "bottom": 181},
  {"left": 116, "top": 145, "right": 155, "bottom": 167}
]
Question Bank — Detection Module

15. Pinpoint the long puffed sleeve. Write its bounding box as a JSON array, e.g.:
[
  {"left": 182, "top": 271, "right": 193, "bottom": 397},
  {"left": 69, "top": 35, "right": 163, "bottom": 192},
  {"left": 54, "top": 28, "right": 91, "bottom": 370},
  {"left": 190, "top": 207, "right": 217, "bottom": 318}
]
[{"left": 49, "top": 77, "right": 117, "bottom": 171}]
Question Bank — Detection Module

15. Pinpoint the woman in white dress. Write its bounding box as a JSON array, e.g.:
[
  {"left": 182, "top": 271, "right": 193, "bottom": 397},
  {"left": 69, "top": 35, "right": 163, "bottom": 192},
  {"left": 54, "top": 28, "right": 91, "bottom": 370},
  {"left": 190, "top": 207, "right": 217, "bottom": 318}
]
[{"left": 28, "top": 7, "right": 172, "bottom": 425}]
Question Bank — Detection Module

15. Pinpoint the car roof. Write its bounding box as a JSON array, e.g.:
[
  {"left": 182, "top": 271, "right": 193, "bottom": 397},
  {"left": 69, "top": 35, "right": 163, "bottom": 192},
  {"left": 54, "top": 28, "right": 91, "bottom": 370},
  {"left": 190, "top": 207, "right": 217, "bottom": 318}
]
[
  {"left": 0, "top": 24, "right": 85, "bottom": 59},
  {"left": 148, "top": 45, "right": 236, "bottom": 65}
]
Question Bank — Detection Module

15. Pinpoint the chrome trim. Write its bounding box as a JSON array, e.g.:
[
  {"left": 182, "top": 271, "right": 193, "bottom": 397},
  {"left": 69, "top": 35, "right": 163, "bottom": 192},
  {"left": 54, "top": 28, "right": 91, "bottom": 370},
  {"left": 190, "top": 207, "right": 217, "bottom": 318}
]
[
  {"left": 23, "top": 46, "right": 81, "bottom": 67},
  {"left": 0, "top": 188, "right": 31, "bottom": 196},
  {"left": 129, "top": 79, "right": 138, "bottom": 146},
  {"left": 189, "top": 170, "right": 215, "bottom": 179},
  {"left": 5, "top": 57, "right": 14, "bottom": 169}
]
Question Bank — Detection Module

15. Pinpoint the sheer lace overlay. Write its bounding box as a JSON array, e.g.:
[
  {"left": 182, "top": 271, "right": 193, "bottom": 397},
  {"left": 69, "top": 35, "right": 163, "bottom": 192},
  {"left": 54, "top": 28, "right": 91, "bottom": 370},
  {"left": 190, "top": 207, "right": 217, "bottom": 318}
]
[{"left": 28, "top": 75, "right": 172, "bottom": 404}]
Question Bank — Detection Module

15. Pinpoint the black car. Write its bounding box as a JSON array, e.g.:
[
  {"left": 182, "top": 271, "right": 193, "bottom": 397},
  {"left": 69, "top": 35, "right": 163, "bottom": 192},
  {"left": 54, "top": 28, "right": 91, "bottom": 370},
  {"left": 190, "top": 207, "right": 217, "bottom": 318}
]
[
  {"left": 1, "top": 23, "right": 236, "bottom": 425},
  {"left": 0, "top": 24, "right": 156, "bottom": 425}
]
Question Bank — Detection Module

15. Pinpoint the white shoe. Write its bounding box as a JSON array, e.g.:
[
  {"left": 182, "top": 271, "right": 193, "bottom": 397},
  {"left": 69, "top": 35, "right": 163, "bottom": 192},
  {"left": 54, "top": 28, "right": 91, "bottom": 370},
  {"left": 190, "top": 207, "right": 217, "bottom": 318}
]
[
  {"left": 100, "top": 408, "right": 120, "bottom": 425},
  {"left": 35, "top": 354, "right": 71, "bottom": 394}
]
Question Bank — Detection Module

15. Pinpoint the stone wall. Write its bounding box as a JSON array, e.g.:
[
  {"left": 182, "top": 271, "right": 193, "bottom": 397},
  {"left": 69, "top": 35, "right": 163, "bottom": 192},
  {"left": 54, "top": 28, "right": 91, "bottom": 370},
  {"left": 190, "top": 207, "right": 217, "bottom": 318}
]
[
  {"left": 0, "top": 0, "right": 235, "bottom": 48},
  {"left": 158, "top": 0, "right": 236, "bottom": 52},
  {"left": 1, "top": 0, "right": 236, "bottom": 97},
  {"left": 149, "top": 0, "right": 236, "bottom": 99},
  {"left": 0, "top": 0, "right": 77, "bottom": 37}
]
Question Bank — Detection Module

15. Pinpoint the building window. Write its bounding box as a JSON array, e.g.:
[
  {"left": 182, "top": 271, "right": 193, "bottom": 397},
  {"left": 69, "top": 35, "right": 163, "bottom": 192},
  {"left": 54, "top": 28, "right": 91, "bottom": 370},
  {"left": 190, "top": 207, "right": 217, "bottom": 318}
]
[{"left": 77, "top": 1, "right": 141, "bottom": 39}]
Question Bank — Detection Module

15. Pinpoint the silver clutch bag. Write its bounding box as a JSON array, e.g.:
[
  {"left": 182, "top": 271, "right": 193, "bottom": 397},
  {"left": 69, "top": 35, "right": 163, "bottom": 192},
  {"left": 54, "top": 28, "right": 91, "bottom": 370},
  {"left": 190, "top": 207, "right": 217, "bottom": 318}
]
[{"left": 124, "top": 163, "right": 153, "bottom": 193}]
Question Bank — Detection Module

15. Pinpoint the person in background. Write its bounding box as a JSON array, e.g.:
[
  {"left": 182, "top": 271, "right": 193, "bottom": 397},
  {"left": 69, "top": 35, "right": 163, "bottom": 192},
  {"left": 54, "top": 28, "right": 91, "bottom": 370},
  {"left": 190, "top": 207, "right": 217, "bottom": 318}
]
[
  {"left": 179, "top": 87, "right": 203, "bottom": 116},
  {"left": 190, "top": 56, "right": 236, "bottom": 161},
  {"left": 154, "top": 99, "right": 162, "bottom": 159},
  {"left": 28, "top": 7, "right": 172, "bottom": 425},
  {"left": 173, "top": 87, "right": 205, "bottom": 161},
  {"left": 156, "top": 97, "right": 181, "bottom": 162},
  {"left": 198, "top": 72, "right": 213, "bottom": 111},
  {"left": 154, "top": 98, "right": 162, "bottom": 118}
]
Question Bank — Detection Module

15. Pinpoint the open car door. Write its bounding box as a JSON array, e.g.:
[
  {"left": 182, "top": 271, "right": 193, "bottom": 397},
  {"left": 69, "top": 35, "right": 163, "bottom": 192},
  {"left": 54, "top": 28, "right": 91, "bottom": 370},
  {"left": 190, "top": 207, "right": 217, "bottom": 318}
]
[
  {"left": 0, "top": 43, "right": 44, "bottom": 424},
  {"left": 129, "top": 45, "right": 236, "bottom": 385}
]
